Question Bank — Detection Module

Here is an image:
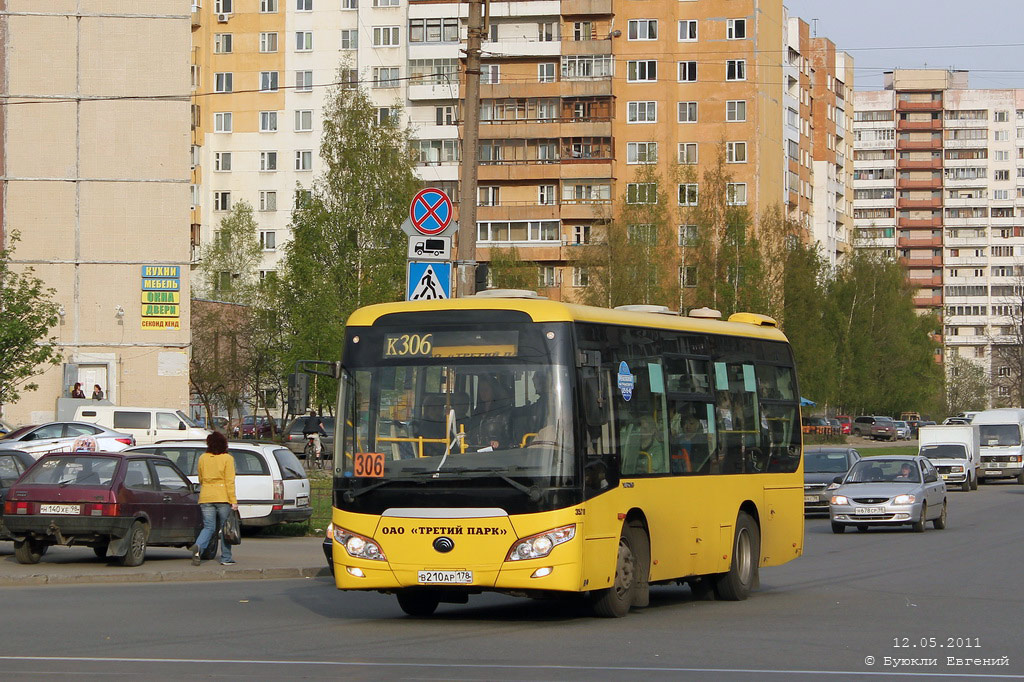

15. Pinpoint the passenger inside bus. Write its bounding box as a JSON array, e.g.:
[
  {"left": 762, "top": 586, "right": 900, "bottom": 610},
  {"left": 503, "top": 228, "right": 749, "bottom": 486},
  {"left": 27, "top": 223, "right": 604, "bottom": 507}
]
[{"left": 470, "top": 375, "right": 513, "bottom": 451}]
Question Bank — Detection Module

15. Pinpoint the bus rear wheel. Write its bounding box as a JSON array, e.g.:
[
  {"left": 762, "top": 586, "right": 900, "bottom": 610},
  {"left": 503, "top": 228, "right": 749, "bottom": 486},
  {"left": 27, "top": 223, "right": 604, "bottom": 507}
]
[
  {"left": 397, "top": 590, "right": 440, "bottom": 617},
  {"left": 714, "top": 512, "right": 760, "bottom": 601},
  {"left": 592, "top": 522, "right": 648, "bottom": 618}
]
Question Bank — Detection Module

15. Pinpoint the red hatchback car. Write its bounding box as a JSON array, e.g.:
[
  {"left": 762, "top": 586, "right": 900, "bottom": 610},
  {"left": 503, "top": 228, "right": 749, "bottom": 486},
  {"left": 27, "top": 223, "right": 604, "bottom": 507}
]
[
  {"left": 3, "top": 452, "right": 202, "bottom": 566},
  {"left": 835, "top": 416, "right": 852, "bottom": 435}
]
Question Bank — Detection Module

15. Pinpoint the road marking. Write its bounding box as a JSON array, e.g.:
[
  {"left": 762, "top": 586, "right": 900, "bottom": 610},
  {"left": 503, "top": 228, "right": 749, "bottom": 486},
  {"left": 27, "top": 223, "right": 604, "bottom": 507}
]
[{"left": 0, "top": 657, "right": 1020, "bottom": 678}]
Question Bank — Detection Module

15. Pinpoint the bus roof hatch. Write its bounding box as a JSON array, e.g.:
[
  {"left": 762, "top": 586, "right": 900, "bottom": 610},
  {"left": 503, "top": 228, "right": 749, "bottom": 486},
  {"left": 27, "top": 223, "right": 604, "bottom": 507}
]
[{"left": 727, "top": 312, "right": 778, "bottom": 327}]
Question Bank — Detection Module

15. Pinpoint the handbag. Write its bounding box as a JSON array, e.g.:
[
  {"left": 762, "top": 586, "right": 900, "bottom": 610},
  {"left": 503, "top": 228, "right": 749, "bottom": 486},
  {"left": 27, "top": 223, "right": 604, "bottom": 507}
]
[{"left": 223, "top": 509, "right": 242, "bottom": 546}]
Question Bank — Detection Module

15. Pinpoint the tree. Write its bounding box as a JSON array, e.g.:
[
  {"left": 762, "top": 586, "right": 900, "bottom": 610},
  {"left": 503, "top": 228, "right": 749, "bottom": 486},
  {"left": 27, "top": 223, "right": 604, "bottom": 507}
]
[
  {"left": 572, "top": 163, "right": 678, "bottom": 308},
  {"left": 195, "top": 200, "right": 262, "bottom": 304},
  {"left": 488, "top": 245, "right": 538, "bottom": 291},
  {"left": 0, "top": 232, "right": 61, "bottom": 407},
  {"left": 945, "top": 354, "right": 989, "bottom": 416},
  {"left": 989, "top": 279, "right": 1024, "bottom": 406},
  {"left": 280, "top": 71, "right": 421, "bottom": 411}
]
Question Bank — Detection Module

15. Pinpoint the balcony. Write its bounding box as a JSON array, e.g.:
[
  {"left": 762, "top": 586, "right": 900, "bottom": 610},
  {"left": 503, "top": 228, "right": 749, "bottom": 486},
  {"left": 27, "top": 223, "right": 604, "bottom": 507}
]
[
  {"left": 897, "top": 197, "right": 941, "bottom": 209},
  {"left": 896, "top": 138, "right": 941, "bottom": 151},
  {"left": 561, "top": 39, "right": 613, "bottom": 56},
  {"left": 477, "top": 202, "right": 561, "bottom": 221},
  {"left": 483, "top": 38, "right": 563, "bottom": 58},
  {"left": 191, "top": 7, "right": 201, "bottom": 28},
  {"left": 561, "top": 0, "right": 613, "bottom": 15},
  {"left": 559, "top": 198, "right": 611, "bottom": 220},
  {"left": 900, "top": 256, "right": 942, "bottom": 267},
  {"left": 479, "top": 119, "right": 612, "bottom": 139},
  {"left": 897, "top": 119, "right": 942, "bottom": 131},
  {"left": 912, "top": 295, "right": 943, "bottom": 307},
  {"left": 896, "top": 158, "right": 941, "bottom": 170},
  {"left": 408, "top": 83, "right": 460, "bottom": 101},
  {"left": 477, "top": 159, "right": 612, "bottom": 182},
  {"left": 908, "top": 275, "right": 944, "bottom": 287},
  {"left": 898, "top": 235, "right": 942, "bottom": 248},
  {"left": 481, "top": 78, "right": 612, "bottom": 99},
  {"left": 944, "top": 138, "right": 989, "bottom": 149},
  {"left": 897, "top": 178, "right": 942, "bottom": 190},
  {"left": 897, "top": 98, "right": 943, "bottom": 112}
]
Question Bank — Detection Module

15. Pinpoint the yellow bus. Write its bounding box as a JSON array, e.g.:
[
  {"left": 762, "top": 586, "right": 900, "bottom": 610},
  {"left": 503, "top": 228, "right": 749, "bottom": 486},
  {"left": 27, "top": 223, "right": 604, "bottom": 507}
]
[{"left": 328, "top": 294, "right": 804, "bottom": 617}]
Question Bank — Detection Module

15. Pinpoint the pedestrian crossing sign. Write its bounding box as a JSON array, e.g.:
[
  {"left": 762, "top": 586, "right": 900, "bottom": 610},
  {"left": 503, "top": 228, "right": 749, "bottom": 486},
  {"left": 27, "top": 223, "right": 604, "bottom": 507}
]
[{"left": 406, "top": 261, "right": 452, "bottom": 301}]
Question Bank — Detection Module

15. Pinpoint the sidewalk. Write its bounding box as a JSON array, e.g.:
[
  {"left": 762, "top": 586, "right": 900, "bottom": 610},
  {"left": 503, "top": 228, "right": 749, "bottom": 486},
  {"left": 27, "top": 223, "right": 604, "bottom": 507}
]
[{"left": 0, "top": 536, "right": 330, "bottom": 587}]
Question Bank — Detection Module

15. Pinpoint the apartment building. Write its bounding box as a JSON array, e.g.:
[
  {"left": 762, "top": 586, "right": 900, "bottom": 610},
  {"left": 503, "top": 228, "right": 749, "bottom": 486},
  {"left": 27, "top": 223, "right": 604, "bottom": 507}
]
[
  {"left": 192, "top": 0, "right": 847, "bottom": 300},
  {"left": 853, "top": 69, "right": 1024, "bottom": 389},
  {"left": 0, "top": 2, "right": 192, "bottom": 424}
]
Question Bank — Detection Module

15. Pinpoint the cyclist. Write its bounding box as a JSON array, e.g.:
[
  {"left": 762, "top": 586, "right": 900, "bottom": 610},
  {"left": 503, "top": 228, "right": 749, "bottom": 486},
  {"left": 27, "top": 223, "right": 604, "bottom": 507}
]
[{"left": 302, "top": 409, "right": 326, "bottom": 465}]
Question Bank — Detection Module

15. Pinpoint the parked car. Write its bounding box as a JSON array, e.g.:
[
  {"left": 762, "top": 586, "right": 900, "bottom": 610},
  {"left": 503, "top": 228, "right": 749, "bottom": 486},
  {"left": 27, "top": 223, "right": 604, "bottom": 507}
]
[
  {"left": 195, "top": 415, "right": 230, "bottom": 432},
  {"left": 871, "top": 417, "right": 898, "bottom": 441},
  {"left": 0, "top": 421, "right": 135, "bottom": 458},
  {"left": 893, "top": 420, "right": 912, "bottom": 440},
  {"left": 850, "top": 416, "right": 879, "bottom": 437},
  {"left": 234, "top": 415, "right": 272, "bottom": 439},
  {"left": 0, "top": 450, "right": 36, "bottom": 539},
  {"left": 73, "top": 405, "right": 209, "bottom": 446},
  {"left": 943, "top": 417, "right": 970, "bottom": 425},
  {"left": 3, "top": 451, "right": 201, "bottom": 565},
  {"left": 801, "top": 416, "right": 835, "bottom": 435},
  {"left": 125, "top": 440, "right": 312, "bottom": 527},
  {"left": 828, "top": 455, "right": 947, "bottom": 533},
  {"left": 835, "top": 416, "right": 852, "bottom": 435},
  {"left": 803, "top": 446, "right": 861, "bottom": 514},
  {"left": 282, "top": 416, "right": 336, "bottom": 458}
]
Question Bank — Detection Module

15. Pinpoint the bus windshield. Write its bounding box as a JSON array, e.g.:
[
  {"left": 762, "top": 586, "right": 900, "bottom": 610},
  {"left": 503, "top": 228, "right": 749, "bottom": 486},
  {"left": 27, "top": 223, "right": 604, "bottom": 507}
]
[
  {"left": 979, "top": 424, "right": 1021, "bottom": 447},
  {"left": 336, "top": 324, "right": 575, "bottom": 489}
]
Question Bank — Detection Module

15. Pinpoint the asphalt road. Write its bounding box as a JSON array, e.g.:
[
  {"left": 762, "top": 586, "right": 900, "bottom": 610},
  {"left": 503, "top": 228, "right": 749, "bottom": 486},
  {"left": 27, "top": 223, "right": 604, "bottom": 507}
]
[{"left": 2, "top": 482, "right": 1023, "bottom": 681}]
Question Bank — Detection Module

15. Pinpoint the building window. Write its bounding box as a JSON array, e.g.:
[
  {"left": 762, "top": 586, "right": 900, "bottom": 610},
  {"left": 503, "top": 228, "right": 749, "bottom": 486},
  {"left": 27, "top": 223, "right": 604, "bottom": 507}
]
[
  {"left": 477, "top": 220, "right": 559, "bottom": 243},
  {"left": 572, "top": 224, "right": 591, "bottom": 244},
  {"left": 478, "top": 186, "right": 499, "bottom": 206},
  {"left": 726, "top": 60, "right": 746, "bottom": 81},
  {"left": 678, "top": 20, "right": 697, "bottom": 41},
  {"left": 628, "top": 19, "right": 657, "bottom": 41},
  {"left": 259, "top": 32, "right": 278, "bottom": 52},
  {"left": 260, "top": 0, "right": 277, "bottom": 10},
  {"left": 539, "top": 185, "right": 556, "bottom": 205},
  {"left": 726, "top": 100, "right": 746, "bottom": 122},
  {"left": 573, "top": 267, "right": 589, "bottom": 287},
  {"left": 435, "top": 105, "right": 456, "bottom": 125},
  {"left": 726, "top": 183, "right": 747, "bottom": 205},
  {"left": 214, "top": 112, "right": 232, "bottom": 132},
  {"left": 416, "top": 139, "right": 460, "bottom": 164},
  {"left": 260, "top": 231, "right": 276, "bottom": 250},
  {"left": 376, "top": 107, "right": 396, "bottom": 125},
  {"left": 561, "top": 55, "right": 614, "bottom": 79},
  {"left": 295, "top": 109, "right": 313, "bottom": 132},
  {"left": 260, "top": 71, "right": 279, "bottom": 92},
  {"left": 342, "top": 0, "right": 357, "bottom": 7},
  {"left": 296, "top": 0, "right": 311, "bottom": 10},
  {"left": 213, "top": 33, "right": 232, "bottom": 53},
  {"left": 678, "top": 61, "right": 697, "bottom": 82},
  {"left": 481, "top": 65, "right": 500, "bottom": 84},
  {"left": 372, "top": 67, "right": 400, "bottom": 88},
  {"left": 372, "top": 26, "right": 399, "bottom": 47},
  {"left": 678, "top": 142, "right": 697, "bottom": 165},
  {"left": 259, "top": 111, "right": 277, "bottom": 132},
  {"left": 538, "top": 21, "right": 557, "bottom": 41},
  {"left": 680, "top": 266, "right": 697, "bottom": 287},
  {"left": 538, "top": 63, "right": 556, "bottom": 83},
  {"left": 373, "top": 0, "right": 399, "bottom": 6},
  {"left": 213, "top": 191, "right": 231, "bottom": 211},
  {"left": 627, "top": 182, "right": 657, "bottom": 204},
  {"left": 538, "top": 266, "right": 556, "bottom": 287},
  {"left": 678, "top": 183, "right": 698, "bottom": 206},
  {"left": 573, "top": 22, "right": 593, "bottom": 41},
  {"left": 215, "top": 0, "right": 233, "bottom": 12},
  {"left": 627, "top": 101, "right": 657, "bottom": 123},
  {"left": 214, "top": 152, "right": 231, "bottom": 171},
  {"left": 627, "top": 60, "right": 657, "bottom": 83},
  {"left": 726, "top": 18, "right": 746, "bottom": 39},
  {"left": 726, "top": 141, "right": 747, "bottom": 163},
  {"left": 214, "top": 72, "right": 232, "bottom": 93},
  {"left": 678, "top": 224, "right": 697, "bottom": 246},
  {"left": 296, "top": 70, "right": 313, "bottom": 92},
  {"left": 340, "top": 29, "right": 358, "bottom": 49},
  {"left": 295, "top": 150, "right": 313, "bottom": 171},
  {"left": 678, "top": 101, "right": 697, "bottom": 123},
  {"left": 296, "top": 31, "right": 313, "bottom": 51},
  {"left": 995, "top": 169, "right": 1010, "bottom": 181},
  {"left": 408, "top": 18, "right": 460, "bottom": 43},
  {"left": 260, "top": 151, "right": 277, "bottom": 171},
  {"left": 627, "top": 141, "right": 658, "bottom": 164}
]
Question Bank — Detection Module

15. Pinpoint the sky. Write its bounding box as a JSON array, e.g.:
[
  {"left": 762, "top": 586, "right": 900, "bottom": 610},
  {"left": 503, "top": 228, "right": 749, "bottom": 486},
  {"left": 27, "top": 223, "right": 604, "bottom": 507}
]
[{"left": 781, "top": 0, "right": 1024, "bottom": 91}]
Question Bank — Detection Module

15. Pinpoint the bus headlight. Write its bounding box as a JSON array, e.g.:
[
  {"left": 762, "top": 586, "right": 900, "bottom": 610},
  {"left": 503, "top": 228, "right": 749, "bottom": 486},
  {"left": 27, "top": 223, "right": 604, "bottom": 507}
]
[
  {"left": 333, "top": 525, "right": 387, "bottom": 561},
  {"left": 506, "top": 524, "right": 575, "bottom": 561}
]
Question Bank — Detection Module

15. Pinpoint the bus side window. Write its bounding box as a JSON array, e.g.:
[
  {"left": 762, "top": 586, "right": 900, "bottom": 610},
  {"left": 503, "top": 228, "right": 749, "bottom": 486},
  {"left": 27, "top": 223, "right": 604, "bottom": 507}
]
[{"left": 668, "top": 400, "right": 712, "bottom": 475}]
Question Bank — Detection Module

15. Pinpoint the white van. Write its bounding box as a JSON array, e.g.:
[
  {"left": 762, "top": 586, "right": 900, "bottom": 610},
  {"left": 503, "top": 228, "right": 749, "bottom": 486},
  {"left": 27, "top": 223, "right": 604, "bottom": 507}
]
[
  {"left": 74, "top": 405, "right": 210, "bottom": 446},
  {"left": 971, "top": 408, "right": 1024, "bottom": 484},
  {"left": 918, "top": 424, "right": 980, "bottom": 491}
]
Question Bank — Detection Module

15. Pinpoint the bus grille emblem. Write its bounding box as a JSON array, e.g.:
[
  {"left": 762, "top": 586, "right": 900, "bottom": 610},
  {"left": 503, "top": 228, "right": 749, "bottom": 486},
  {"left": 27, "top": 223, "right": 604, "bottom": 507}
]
[{"left": 433, "top": 537, "right": 455, "bottom": 553}]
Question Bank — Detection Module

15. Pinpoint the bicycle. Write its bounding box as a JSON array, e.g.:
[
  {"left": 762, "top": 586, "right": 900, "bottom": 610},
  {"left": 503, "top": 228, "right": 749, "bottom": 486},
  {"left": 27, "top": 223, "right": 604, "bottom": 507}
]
[{"left": 304, "top": 434, "right": 324, "bottom": 470}]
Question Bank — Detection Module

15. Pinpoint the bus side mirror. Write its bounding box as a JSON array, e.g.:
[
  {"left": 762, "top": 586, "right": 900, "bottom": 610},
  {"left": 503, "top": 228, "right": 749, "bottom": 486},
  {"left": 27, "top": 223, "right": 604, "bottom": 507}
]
[{"left": 833, "top": 476, "right": 843, "bottom": 484}]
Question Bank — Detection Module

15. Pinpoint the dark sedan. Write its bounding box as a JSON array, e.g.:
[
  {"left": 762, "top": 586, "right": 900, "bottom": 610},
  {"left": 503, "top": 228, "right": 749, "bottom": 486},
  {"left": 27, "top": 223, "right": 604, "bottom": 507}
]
[
  {"left": 0, "top": 450, "right": 36, "bottom": 539},
  {"left": 3, "top": 451, "right": 201, "bottom": 566},
  {"left": 804, "top": 447, "right": 861, "bottom": 514}
]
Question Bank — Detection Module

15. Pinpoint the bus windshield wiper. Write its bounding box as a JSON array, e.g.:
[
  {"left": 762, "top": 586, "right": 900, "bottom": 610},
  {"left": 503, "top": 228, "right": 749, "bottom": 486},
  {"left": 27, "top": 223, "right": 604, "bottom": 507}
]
[
  {"left": 408, "top": 466, "right": 543, "bottom": 501},
  {"left": 341, "top": 478, "right": 405, "bottom": 502}
]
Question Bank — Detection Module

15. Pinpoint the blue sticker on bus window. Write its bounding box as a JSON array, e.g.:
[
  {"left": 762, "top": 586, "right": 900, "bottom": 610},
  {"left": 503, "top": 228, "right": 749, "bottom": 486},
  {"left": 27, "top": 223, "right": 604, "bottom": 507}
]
[
  {"left": 617, "top": 361, "right": 635, "bottom": 401},
  {"left": 648, "top": 363, "right": 665, "bottom": 394},
  {"left": 706, "top": 403, "right": 716, "bottom": 434},
  {"left": 714, "top": 362, "right": 729, "bottom": 391},
  {"left": 742, "top": 365, "right": 756, "bottom": 392}
]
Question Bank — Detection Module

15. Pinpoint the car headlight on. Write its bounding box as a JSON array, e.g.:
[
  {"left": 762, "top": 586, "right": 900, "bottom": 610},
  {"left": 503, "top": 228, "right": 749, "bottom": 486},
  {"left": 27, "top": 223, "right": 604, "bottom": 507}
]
[
  {"left": 333, "top": 525, "right": 387, "bottom": 561},
  {"left": 893, "top": 494, "right": 916, "bottom": 505},
  {"left": 830, "top": 495, "right": 849, "bottom": 505},
  {"left": 506, "top": 524, "right": 575, "bottom": 561}
]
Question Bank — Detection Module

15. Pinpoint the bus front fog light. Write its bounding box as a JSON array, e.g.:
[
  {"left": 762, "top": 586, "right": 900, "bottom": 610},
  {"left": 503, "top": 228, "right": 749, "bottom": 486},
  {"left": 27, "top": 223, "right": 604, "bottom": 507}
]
[
  {"left": 347, "top": 566, "right": 365, "bottom": 578},
  {"left": 334, "top": 526, "right": 387, "bottom": 561},
  {"left": 531, "top": 567, "right": 553, "bottom": 578},
  {"left": 506, "top": 524, "right": 575, "bottom": 561}
]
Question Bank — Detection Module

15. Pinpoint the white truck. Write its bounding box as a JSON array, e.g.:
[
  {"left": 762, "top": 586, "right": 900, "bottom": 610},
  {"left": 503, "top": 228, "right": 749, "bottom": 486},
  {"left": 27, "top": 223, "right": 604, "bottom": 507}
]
[
  {"left": 917, "top": 424, "right": 980, "bottom": 491},
  {"left": 972, "top": 408, "right": 1024, "bottom": 484}
]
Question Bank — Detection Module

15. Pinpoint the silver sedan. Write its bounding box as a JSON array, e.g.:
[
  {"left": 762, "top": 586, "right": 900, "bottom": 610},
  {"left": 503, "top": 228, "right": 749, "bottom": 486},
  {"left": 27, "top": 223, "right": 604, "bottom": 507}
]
[
  {"left": 0, "top": 421, "right": 135, "bottom": 458},
  {"left": 829, "top": 455, "right": 947, "bottom": 533}
]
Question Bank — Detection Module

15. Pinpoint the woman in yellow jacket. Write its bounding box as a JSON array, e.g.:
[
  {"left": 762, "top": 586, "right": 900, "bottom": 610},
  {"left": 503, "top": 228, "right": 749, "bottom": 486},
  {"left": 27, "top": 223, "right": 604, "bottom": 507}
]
[{"left": 190, "top": 432, "right": 238, "bottom": 565}]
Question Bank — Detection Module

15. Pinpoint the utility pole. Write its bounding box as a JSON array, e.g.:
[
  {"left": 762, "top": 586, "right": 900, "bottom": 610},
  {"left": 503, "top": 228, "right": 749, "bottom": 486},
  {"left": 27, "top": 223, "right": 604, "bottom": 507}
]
[{"left": 457, "top": 0, "right": 484, "bottom": 297}]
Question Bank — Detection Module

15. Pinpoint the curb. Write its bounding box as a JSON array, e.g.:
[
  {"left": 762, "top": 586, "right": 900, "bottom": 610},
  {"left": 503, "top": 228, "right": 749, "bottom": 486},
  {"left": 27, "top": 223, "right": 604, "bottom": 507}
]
[{"left": 0, "top": 565, "right": 331, "bottom": 587}]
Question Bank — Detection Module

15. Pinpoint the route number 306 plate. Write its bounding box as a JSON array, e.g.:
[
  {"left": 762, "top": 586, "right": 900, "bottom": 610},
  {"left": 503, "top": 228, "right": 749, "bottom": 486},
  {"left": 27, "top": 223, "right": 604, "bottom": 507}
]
[{"left": 354, "top": 452, "right": 386, "bottom": 477}]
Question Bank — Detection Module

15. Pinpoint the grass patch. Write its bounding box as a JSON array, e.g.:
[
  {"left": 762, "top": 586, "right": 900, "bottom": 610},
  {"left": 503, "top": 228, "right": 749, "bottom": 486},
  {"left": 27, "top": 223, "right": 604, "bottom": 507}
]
[{"left": 860, "top": 445, "right": 919, "bottom": 457}]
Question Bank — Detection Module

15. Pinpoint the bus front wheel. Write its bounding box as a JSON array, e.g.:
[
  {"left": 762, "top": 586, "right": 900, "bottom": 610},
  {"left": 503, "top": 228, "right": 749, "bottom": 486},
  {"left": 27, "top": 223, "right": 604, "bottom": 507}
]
[
  {"left": 713, "top": 512, "right": 760, "bottom": 601},
  {"left": 397, "top": 590, "right": 441, "bottom": 617},
  {"left": 592, "top": 522, "right": 649, "bottom": 618}
]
